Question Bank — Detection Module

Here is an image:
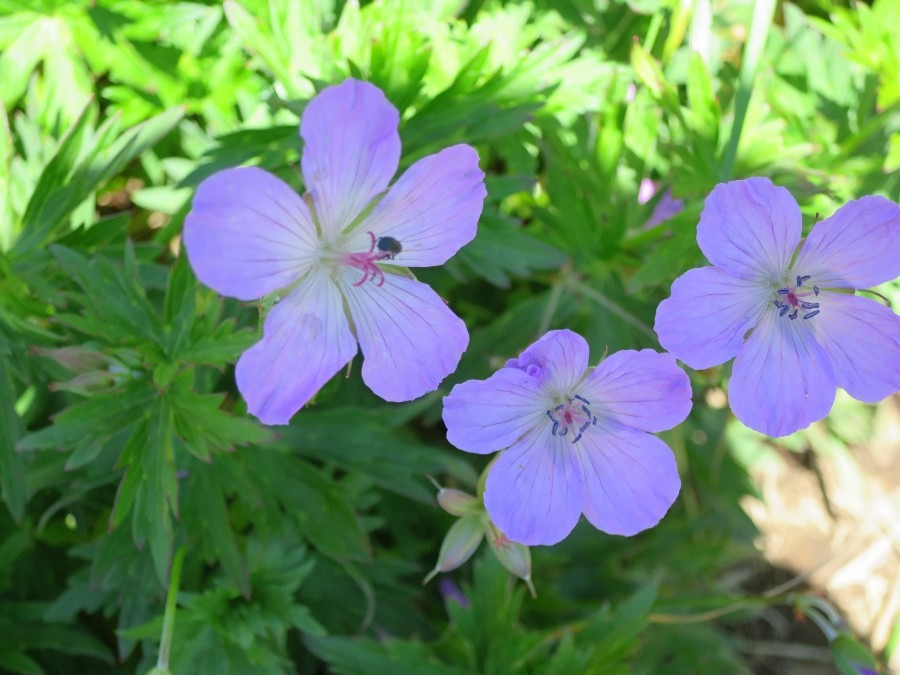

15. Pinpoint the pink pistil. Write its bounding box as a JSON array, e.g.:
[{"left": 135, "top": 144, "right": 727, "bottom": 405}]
[
  {"left": 345, "top": 231, "right": 393, "bottom": 286},
  {"left": 546, "top": 394, "right": 598, "bottom": 444},
  {"left": 774, "top": 274, "right": 820, "bottom": 320}
]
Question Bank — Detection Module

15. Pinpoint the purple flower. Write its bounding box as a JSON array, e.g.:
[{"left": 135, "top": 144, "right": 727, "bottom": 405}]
[
  {"left": 183, "top": 79, "right": 486, "bottom": 424},
  {"left": 654, "top": 178, "right": 900, "bottom": 437},
  {"left": 638, "top": 179, "right": 685, "bottom": 229},
  {"left": 442, "top": 330, "right": 692, "bottom": 546}
]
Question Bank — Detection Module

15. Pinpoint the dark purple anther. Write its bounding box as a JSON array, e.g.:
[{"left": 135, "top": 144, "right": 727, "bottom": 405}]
[
  {"left": 803, "top": 310, "right": 820, "bottom": 319},
  {"left": 777, "top": 288, "right": 789, "bottom": 295},
  {"left": 573, "top": 395, "right": 590, "bottom": 405},
  {"left": 813, "top": 286, "right": 820, "bottom": 296},
  {"left": 796, "top": 274, "right": 811, "bottom": 287},
  {"left": 801, "top": 302, "right": 819, "bottom": 309},
  {"left": 789, "top": 309, "right": 798, "bottom": 320},
  {"left": 779, "top": 305, "right": 789, "bottom": 316}
]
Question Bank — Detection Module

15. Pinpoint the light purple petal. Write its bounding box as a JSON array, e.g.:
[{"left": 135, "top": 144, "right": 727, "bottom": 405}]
[
  {"left": 793, "top": 196, "right": 900, "bottom": 289},
  {"left": 484, "top": 430, "right": 584, "bottom": 546},
  {"left": 814, "top": 293, "right": 900, "bottom": 403},
  {"left": 443, "top": 369, "right": 548, "bottom": 455},
  {"left": 504, "top": 329, "right": 589, "bottom": 399},
  {"left": 183, "top": 167, "right": 318, "bottom": 301},
  {"left": 578, "top": 422, "right": 680, "bottom": 536},
  {"left": 235, "top": 269, "right": 357, "bottom": 425},
  {"left": 300, "top": 79, "right": 400, "bottom": 235},
  {"left": 347, "top": 145, "right": 486, "bottom": 267},
  {"left": 729, "top": 309, "right": 836, "bottom": 436},
  {"left": 580, "top": 350, "right": 692, "bottom": 433},
  {"left": 341, "top": 271, "right": 468, "bottom": 402},
  {"left": 697, "top": 178, "right": 801, "bottom": 280},
  {"left": 654, "top": 266, "right": 770, "bottom": 370}
]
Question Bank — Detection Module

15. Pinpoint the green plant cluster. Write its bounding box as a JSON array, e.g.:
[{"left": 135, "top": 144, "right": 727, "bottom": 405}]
[{"left": 0, "top": 0, "right": 897, "bottom": 673}]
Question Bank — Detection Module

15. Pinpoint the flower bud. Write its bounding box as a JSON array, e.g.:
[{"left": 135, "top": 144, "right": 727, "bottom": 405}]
[
  {"left": 486, "top": 521, "right": 536, "bottom": 598},
  {"left": 436, "top": 488, "right": 480, "bottom": 517},
  {"left": 423, "top": 514, "right": 484, "bottom": 585}
]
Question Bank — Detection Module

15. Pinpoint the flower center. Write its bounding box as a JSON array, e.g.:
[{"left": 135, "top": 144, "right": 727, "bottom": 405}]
[
  {"left": 773, "top": 274, "right": 821, "bottom": 321},
  {"left": 342, "top": 231, "right": 403, "bottom": 286},
  {"left": 546, "top": 394, "right": 597, "bottom": 444}
]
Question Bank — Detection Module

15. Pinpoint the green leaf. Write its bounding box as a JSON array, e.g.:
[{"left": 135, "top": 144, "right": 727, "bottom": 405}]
[
  {"left": 130, "top": 402, "right": 178, "bottom": 583},
  {"left": 0, "top": 354, "right": 25, "bottom": 520},
  {"left": 831, "top": 634, "right": 877, "bottom": 675},
  {"left": 579, "top": 583, "right": 658, "bottom": 664},
  {"left": 17, "top": 381, "right": 155, "bottom": 452},
  {"left": 162, "top": 253, "right": 196, "bottom": 357},
  {"left": 254, "top": 451, "right": 370, "bottom": 561},
  {"left": 51, "top": 245, "right": 165, "bottom": 347},
  {"left": 13, "top": 106, "right": 183, "bottom": 259},
  {"left": 280, "top": 407, "right": 477, "bottom": 501},
  {"left": 183, "top": 463, "right": 250, "bottom": 597},
  {"left": 456, "top": 212, "right": 567, "bottom": 288}
]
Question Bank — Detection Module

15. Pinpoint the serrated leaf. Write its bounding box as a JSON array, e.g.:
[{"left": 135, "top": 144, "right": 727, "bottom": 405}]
[
  {"left": 51, "top": 245, "right": 165, "bottom": 347},
  {"left": 255, "top": 451, "right": 370, "bottom": 560},
  {"left": 176, "top": 323, "right": 257, "bottom": 367},
  {"left": 17, "top": 381, "right": 155, "bottom": 452},
  {"left": 456, "top": 212, "right": 567, "bottom": 287},
  {"left": 183, "top": 463, "right": 249, "bottom": 597},
  {"left": 130, "top": 402, "right": 178, "bottom": 583},
  {"left": 170, "top": 390, "right": 269, "bottom": 453},
  {"left": 279, "top": 407, "right": 477, "bottom": 501}
]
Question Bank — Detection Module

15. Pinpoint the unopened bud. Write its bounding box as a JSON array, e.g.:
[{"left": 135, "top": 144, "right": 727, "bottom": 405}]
[
  {"left": 436, "top": 488, "right": 480, "bottom": 516},
  {"left": 486, "top": 522, "right": 536, "bottom": 598},
  {"left": 423, "top": 514, "right": 484, "bottom": 585}
]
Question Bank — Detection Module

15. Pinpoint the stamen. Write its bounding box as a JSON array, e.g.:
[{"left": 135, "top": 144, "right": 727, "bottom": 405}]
[
  {"left": 773, "top": 300, "right": 782, "bottom": 308},
  {"left": 797, "top": 275, "right": 811, "bottom": 287},
  {"left": 789, "top": 309, "right": 798, "bottom": 320},
  {"left": 546, "top": 394, "right": 597, "bottom": 444},
  {"left": 801, "top": 302, "right": 819, "bottom": 309},
  {"left": 779, "top": 305, "right": 789, "bottom": 316},
  {"left": 777, "top": 288, "right": 789, "bottom": 295},
  {"left": 803, "top": 310, "right": 820, "bottom": 320},
  {"left": 813, "top": 286, "right": 820, "bottom": 296}
]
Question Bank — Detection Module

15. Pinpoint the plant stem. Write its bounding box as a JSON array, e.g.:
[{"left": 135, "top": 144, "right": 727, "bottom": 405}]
[{"left": 156, "top": 546, "right": 186, "bottom": 673}]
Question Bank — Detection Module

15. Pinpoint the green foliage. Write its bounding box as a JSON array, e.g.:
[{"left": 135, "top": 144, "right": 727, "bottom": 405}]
[{"left": 0, "top": 0, "right": 893, "bottom": 672}]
